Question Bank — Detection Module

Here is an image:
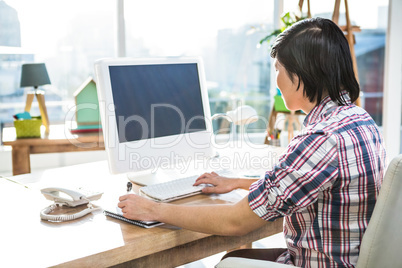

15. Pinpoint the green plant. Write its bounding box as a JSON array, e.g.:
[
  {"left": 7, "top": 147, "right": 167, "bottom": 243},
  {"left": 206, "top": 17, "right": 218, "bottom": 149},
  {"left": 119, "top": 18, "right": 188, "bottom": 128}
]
[{"left": 259, "top": 12, "right": 308, "bottom": 47}]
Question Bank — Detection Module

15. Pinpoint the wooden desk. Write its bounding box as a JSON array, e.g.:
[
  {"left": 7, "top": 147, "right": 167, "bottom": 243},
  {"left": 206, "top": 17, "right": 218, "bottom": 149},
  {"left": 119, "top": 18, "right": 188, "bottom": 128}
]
[
  {"left": 2, "top": 124, "right": 104, "bottom": 175},
  {"left": 0, "top": 159, "right": 284, "bottom": 267}
]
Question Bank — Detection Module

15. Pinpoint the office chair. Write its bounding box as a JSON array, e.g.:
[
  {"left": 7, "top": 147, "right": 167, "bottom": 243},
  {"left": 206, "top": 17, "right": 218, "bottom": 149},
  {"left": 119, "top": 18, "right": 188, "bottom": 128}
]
[{"left": 216, "top": 154, "right": 402, "bottom": 268}]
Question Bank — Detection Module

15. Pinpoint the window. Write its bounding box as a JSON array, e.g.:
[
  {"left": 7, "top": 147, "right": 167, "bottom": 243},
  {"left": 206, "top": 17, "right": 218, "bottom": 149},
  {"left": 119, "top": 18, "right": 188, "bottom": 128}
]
[
  {"left": 0, "top": 0, "right": 115, "bottom": 126},
  {"left": 283, "top": 0, "right": 388, "bottom": 126},
  {"left": 1, "top": 0, "right": 276, "bottom": 141},
  {"left": 123, "top": 0, "right": 275, "bottom": 135},
  {"left": 0, "top": 0, "right": 390, "bottom": 139}
]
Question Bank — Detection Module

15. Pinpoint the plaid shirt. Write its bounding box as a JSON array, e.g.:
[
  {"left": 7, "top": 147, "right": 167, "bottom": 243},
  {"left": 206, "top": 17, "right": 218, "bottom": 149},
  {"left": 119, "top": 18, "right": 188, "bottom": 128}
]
[{"left": 249, "top": 93, "right": 386, "bottom": 267}]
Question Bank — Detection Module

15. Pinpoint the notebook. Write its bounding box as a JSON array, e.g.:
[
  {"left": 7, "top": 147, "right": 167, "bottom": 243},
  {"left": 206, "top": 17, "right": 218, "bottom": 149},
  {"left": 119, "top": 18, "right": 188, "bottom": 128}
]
[{"left": 103, "top": 207, "right": 164, "bottom": 228}]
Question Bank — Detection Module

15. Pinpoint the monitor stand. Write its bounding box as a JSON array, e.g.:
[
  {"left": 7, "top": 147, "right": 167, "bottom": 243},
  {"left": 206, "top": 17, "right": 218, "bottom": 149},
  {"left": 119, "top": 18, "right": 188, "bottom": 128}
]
[
  {"left": 126, "top": 168, "right": 191, "bottom": 186},
  {"left": 126, "top": 169, "right": 171, "bottom": 186}
]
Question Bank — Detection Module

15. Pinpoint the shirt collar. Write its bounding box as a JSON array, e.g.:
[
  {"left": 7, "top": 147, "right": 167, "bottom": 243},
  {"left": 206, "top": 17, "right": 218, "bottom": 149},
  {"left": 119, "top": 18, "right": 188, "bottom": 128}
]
[{"left": 303, "top": 91, "right": 351, "bottom": 127}]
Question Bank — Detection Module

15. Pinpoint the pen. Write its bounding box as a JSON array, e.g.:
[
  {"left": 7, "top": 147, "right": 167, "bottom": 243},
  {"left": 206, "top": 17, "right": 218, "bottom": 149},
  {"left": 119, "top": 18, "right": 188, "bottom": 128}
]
[
  {"left": 244, "top": 174, "right": 261, "bottom": 178},
  {"left": 126, "top": 182, "right": 133, "bottom": 193}
]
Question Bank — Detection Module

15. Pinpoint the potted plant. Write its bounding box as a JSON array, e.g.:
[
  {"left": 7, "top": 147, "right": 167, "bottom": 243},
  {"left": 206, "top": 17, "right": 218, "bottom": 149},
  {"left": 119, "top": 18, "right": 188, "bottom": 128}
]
[{"left": 259, "top": 12, "right": 308, "bottom": 47}]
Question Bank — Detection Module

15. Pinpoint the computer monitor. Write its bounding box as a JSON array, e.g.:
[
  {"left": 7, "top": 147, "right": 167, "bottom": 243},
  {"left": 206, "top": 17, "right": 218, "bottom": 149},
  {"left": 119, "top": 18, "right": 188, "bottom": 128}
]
[{"left": 94, "top": 57, "right": 215, "bottom": 185}]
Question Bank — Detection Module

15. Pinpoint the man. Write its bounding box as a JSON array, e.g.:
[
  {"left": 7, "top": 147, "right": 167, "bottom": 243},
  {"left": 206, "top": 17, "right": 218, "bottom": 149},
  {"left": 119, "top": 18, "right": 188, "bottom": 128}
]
[{"left": 118, "top": 18, "right": 386, "bottom": 267}]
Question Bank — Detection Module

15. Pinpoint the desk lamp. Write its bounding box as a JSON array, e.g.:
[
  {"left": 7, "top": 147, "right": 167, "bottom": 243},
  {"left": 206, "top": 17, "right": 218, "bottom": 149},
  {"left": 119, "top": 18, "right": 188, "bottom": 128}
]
[
  {"left": 212, "top": 105, "right": 258, "bottom": 141},
  {"left": 212, "top": 105, "right": 258, "bottom": 125},
  {"left": 20, "top": 63, "right": 51, "bottom": 135}
]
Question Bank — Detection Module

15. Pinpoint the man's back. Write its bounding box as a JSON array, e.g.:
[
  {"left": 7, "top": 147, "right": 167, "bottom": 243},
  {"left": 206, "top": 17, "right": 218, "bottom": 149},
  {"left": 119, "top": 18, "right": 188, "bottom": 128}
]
[{"left": 249, "top": 94, "right": 386, "bottom": 267}]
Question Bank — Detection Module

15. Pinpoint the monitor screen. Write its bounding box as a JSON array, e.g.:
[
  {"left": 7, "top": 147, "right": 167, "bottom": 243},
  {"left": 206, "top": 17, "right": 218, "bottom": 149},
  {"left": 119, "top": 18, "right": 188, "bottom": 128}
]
[
  {"left": 109, "top": 63, "right": 206, "bottom": 143},
  {"left": 94, "top": 57, "right": 214, "bottom": 181}
]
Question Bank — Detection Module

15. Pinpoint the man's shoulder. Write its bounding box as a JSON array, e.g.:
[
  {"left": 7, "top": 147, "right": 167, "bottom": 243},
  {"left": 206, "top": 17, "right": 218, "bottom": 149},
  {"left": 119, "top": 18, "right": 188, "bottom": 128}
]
[{"left": 305, "top": 104, "right": 375, "bottom": 135}]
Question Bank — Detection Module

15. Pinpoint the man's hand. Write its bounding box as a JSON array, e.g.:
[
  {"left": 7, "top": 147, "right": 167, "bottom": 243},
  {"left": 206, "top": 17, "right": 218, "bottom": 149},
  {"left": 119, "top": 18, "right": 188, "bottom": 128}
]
[
  {"left": 194, "top": 172, "right": 258, "bottom": 194},
  {"left": 194, "top": 172, "right": 238, "bottom": 194},
  {"left": 118, "top": 194, "right": 159, "bottom": 221}
]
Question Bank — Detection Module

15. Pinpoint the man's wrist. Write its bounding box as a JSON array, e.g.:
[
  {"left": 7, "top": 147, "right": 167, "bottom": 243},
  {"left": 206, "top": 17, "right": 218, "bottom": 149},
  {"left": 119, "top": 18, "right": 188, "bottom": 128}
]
[
  {"left": 150, "top": 201, "right": 164, "bottom": 222},
  {"left": 235, "top": 178, "right": 258, "bottom": 191}
]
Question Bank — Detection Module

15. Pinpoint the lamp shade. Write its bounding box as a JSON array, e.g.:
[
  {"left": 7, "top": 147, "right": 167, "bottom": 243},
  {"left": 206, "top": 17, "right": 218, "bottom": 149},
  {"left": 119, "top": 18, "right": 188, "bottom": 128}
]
[
  {"left": 226, "top": 105, "right": 258, "bottom": 125},
  {"left": 211, "top": 105, "right": 258, "bottom": 125},
  {"left": 20, "top": 63, "right": 51, "bottom": 88}
]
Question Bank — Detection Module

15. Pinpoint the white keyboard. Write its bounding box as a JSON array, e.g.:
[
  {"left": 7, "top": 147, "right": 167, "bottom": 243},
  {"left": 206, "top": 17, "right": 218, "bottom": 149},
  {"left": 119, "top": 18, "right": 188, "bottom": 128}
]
[{"left": 139, "top": 170, "right": 237, "bottom": 202}]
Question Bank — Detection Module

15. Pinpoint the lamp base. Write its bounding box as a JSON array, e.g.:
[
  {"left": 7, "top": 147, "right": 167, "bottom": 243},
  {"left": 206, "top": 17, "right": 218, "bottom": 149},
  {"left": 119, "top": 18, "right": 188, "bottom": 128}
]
[{"left": 24, "top": 90, "right": 50, "bottom": 135}]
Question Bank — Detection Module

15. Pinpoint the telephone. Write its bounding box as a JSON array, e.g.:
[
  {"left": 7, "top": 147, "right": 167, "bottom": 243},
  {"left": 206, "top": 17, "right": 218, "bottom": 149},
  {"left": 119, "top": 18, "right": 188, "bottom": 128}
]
[{"left": 40, "top": 187, "right": 103, "bottom": 222}]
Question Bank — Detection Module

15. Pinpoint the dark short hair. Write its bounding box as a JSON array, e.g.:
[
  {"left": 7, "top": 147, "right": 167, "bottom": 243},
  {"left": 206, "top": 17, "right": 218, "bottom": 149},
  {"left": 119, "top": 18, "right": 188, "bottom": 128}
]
[{"left": 270, "top": 17, "right": 360, "bottom": 106}]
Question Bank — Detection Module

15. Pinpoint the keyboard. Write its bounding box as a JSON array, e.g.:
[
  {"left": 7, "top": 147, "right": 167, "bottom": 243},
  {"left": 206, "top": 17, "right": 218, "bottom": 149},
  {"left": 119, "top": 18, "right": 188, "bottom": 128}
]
[{"left": 139, "top": 170, "right": 236, "bottom": 202}]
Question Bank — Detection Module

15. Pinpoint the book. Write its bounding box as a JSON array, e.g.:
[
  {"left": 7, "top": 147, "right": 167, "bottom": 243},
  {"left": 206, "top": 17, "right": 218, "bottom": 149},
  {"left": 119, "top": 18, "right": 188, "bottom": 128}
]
[
  {"left": 103, "top": 207, "right": 164, "bottom": 229},
  {"left": 70, "top": 124, "right": 102, "bottom": 134}
]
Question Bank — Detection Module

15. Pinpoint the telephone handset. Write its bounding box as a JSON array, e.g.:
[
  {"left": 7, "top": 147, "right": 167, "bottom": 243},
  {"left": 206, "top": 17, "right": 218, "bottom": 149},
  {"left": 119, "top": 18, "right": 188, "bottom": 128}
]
[{"left": 40, "top": 187, "right": 103, "bottom": 222}]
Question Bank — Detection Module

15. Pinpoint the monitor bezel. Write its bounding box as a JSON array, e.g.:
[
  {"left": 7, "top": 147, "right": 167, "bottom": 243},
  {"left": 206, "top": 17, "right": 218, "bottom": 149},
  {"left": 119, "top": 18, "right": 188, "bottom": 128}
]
[{"left": 94, "top": 57, "right": 214, "bottom": 175}]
